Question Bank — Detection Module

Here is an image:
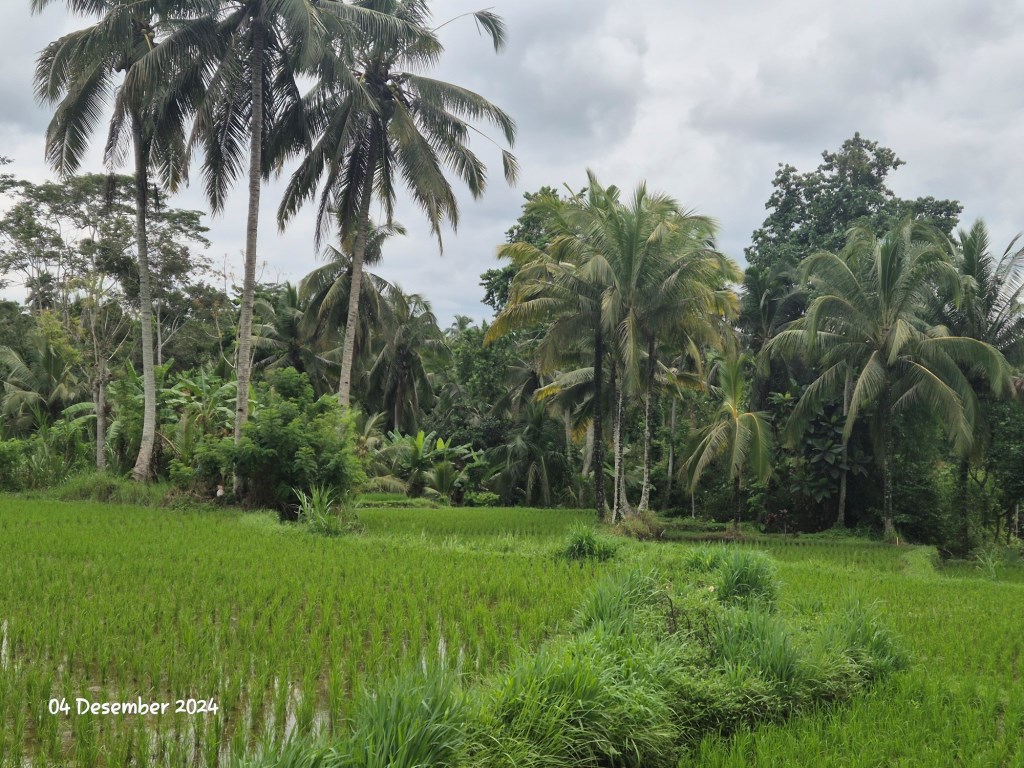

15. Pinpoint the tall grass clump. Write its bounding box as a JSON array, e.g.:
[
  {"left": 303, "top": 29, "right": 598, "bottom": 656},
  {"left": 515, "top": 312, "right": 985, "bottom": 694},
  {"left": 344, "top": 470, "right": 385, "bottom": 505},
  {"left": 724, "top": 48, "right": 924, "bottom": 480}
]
[
  {"left": 818, "top": 600, "right": 909, "bottom": 682},
  {"left": 713, "top": 549, "right": 779, "bottom": 608},
  {"left": 715, "top": 609, "right": 805, "bottom": 700},
  {"left": 575, "top": 569, "right": 661, "bottom": 634},
  {"left": 679, "top": 545, "right": 728, "bottom": 574},
  {"left": 558, "top": 522, "right": 618, "bottom": 562},
  {"left": 557, "top": 520, "right": 618, "bottom": 561},
  {"left": 478, "top": 631, "right": 680, "bottom": 768},
  {"left": 332, "top": 668, "right": 473, "bottom": 768}
]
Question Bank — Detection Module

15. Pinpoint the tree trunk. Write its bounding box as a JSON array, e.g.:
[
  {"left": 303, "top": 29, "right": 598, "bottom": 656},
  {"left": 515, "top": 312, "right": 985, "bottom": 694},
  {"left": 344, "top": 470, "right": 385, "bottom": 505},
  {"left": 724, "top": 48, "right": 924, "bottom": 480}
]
[
  {"left": 563, "top": 410, "right": 575, "bottom": 485},
  {"left": 882, "top": 396, "right": 896, "bottom": 542},
  {"left": 130, "top": 112, "right": 157, "bottom": 483},
  {"left": 613, "top": 371, "right": 631, "bottom": 521},
  {"left": 638, "top": 337, "right": 656, "bottom": 514},
  {"left": 582, "top": 423, "right": 594, "bottom": 477},
  {"left": 956, "top": 458, "right": 971, "bottom": 556},
  {"left": 232, "top": 21, "right": 266, "bottom": 495},
  {"left": 338, "top": 141, "right": 378, "bottom": 407},
  {"left": 592, "top": 326, "right": 606, "bottom": 518},
  {"left": 836, "top": 368, "right": 852, "bottom": 528},
  {"left": 733, "top": 474, "right": 742, "bottom": 531},
  {"left": 664, "top": 398, "right": 676, "bottom": 513},
  {"left": 610, "top": 364, "right": 621, "bottom": 522},
  {"left": 94, "top": 366, "right": 107, "bottom": 472}
]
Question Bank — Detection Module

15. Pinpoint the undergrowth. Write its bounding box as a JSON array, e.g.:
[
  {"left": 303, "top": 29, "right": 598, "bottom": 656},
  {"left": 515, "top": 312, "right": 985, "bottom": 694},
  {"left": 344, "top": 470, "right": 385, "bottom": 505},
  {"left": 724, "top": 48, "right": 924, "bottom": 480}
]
[{"left": 52, "top": 471, "right": 174, "bottom": 507}]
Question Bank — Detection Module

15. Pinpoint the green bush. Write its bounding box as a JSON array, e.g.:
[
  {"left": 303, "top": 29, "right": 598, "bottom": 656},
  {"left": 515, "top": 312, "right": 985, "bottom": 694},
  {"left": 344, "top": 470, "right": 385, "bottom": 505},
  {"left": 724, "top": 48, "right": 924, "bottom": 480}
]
[
  {"left": 0, "top": 439, "right": 26, "bottom": 491},
  {"left": 464, "top": 491, "right": 500, "bottom": 508},
  {"left": 191, "top": 368, "right": 366, "bottom": 510},
  {"left": 557, "top": 522, "right": 618, "bottom": 562}
]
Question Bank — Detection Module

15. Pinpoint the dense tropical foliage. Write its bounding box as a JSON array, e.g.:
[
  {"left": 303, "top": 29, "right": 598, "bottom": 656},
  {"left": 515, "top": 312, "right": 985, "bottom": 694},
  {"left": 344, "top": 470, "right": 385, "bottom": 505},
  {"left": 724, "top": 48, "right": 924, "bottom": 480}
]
[{"left": 0, "top": 1, "right": 1021, "bottom": 557}]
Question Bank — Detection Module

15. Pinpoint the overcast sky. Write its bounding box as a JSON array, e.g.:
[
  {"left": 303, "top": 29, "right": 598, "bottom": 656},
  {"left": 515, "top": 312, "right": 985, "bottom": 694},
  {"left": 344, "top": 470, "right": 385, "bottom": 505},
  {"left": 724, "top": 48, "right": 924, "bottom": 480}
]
[{"left": 4, "top": 0, "right": 1024, "bottom": 324}]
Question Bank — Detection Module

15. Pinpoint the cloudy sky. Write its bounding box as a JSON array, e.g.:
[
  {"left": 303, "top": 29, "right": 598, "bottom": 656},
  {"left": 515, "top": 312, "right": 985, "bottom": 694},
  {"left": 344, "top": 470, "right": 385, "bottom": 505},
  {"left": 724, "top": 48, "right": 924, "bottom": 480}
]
[{"left": 4, "top": 0, "right": 1024, "bottom": 324}]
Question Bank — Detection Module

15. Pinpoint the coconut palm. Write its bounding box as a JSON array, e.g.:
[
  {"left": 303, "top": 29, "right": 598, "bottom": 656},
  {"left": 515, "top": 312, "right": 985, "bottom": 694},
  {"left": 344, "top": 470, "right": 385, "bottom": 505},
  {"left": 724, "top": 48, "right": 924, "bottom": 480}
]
[
  {"left": 363, "top": 288, "right": 448, "bottom": 434},
  {"left": 600, "top": 192, "right": 740, "bottom": 516},
  {"left": 0, "top": 334, "right": 85, "bottom": 435},
  {"left": 252, "top": 283, "right": 335, "bottom": 391},
  {"left": 939, "top": 219, "right": 1024, "bottom": 553},
  {"left": 683, "top": 354, "right": 774, "bottom": 530},
  {"left": 277, "top": 2, "right": 518, "bottom": 408},
  {"left": 298, "top": 220, "right": 404, "bottom": 382},
  {"left": 162, "top": 0, "right": 407, "bottom": 487},
  {"left": 767, "top": 219, "right": 1012, "bottom": 540},
  {"left": 488, "top": 399, "right": 567, "bottom": 507},
  {"left": 33, "top": 0, "right": 193, "bottom": 479},
  {"left": 487, "top": 184, "right": 614, "bottom": 517}
]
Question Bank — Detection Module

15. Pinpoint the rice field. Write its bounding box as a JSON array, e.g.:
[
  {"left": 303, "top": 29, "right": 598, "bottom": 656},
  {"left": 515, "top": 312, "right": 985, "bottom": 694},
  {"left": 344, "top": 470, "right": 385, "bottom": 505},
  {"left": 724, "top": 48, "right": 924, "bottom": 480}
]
[
  {"left": 0, "top": 500, "right": 595, "bottom": 766},
  {"left": 1, "top": 497, "right": 1023, "bottom": 766}
]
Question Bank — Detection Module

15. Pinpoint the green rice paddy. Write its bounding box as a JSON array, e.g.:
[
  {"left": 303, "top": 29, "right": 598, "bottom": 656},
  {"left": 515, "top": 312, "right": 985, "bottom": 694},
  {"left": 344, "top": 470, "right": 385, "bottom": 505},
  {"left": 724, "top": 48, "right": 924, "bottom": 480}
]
[{"left": 1, "top": 497, "right": 1022, "bottom": 766}]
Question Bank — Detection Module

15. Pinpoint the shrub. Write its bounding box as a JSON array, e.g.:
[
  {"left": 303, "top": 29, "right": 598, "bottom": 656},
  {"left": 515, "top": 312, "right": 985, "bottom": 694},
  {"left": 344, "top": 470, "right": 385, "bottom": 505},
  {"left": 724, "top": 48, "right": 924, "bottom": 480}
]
[
  {"left": 0, "top": 439, "right": 26, "bottom": 491},
  {"left": 464, "top": 491, "right": 500, "bottom": 508},
  {"left": 192, "top": 368, "right": 366, "bottom": 510},
  {"left": 558, "top": 522, "right": 618, "bottom": 563}
]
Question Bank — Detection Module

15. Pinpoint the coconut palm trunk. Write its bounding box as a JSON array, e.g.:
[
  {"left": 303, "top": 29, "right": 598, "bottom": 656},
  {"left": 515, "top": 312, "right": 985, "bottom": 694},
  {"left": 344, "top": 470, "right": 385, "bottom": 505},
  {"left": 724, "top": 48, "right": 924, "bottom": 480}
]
[
  {"left": 592, "top": 325, "right": 606, "bottom": 518},
  {"left": 235, "top": 27, "right": 266, "bottom": 385},
  {"left": 637, "top": 336, "right": 656, "bottom": 513},
  {"left": 339, "top": 147, "right": 377, "bottom": 407},
  {"left": 94, "top": 363, "right": 107, "bottom": 471},
  {"left": 130, "top": 112, "right": 157, "bottom": 482},
  {"left": 733, "top": 475, "right": 742, "bottom": 531},
  {"left": 664, "top": 397, "right": 676, "bottom": 512},
  {"left": 613, "top": 370, "right": 632, "bottom": 521},
  {"left": 232, "top": 23, "right": 265, "bottom": 493},
  {"left": 835, "top": 368, "right": 852, "bottom": 528},
  {"left": 956, "top": 458, "right": 971, "bottom": 555},
  {"left": 610, "top": 363, "right": 621, "bottom": 522},
  {"left": 881, "top": 393, "right": 896, "bottom": 542}
]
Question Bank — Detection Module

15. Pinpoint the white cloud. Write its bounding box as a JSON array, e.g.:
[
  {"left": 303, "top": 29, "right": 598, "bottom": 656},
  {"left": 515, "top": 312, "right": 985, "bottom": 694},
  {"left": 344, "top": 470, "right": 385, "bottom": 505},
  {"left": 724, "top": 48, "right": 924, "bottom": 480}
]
[{"left": 4, "top": 0, "right": 1024, "bottom": 319}]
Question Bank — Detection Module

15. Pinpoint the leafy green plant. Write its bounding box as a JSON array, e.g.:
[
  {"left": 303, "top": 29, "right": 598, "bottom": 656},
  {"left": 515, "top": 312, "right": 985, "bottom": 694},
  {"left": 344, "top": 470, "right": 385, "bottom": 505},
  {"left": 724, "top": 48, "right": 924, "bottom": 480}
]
[{"left": 295, "top": 485, "right": 361, "bottom": 537}]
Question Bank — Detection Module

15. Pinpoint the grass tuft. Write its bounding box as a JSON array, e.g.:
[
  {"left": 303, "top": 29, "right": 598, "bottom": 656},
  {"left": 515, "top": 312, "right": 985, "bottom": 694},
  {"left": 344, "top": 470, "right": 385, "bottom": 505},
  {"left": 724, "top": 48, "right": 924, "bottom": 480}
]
[{"left": 558, "top": 522, "right": 618, "bottom": 562}]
